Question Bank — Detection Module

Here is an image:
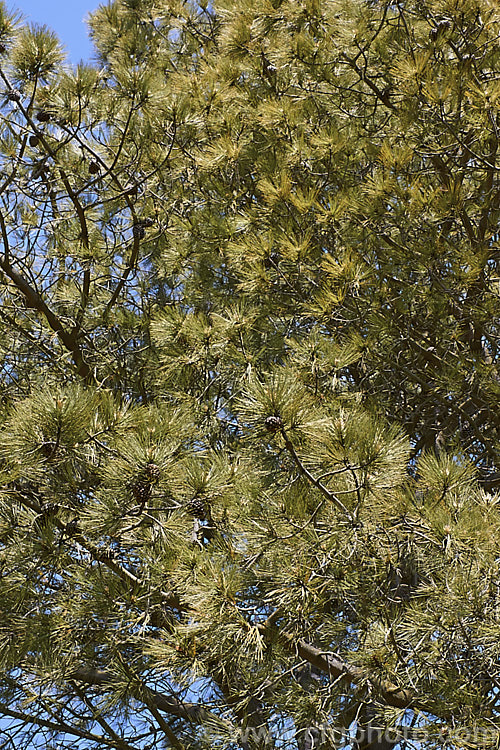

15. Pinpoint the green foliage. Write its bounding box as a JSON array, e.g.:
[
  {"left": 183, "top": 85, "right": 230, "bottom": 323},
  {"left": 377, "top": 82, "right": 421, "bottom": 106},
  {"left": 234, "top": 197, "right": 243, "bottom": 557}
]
[
  {"left": 10, "top": 23, "right": 65, "bottom": 81},
  {"left": 0, "top": 0, "right": 498, "bottom": 748}
]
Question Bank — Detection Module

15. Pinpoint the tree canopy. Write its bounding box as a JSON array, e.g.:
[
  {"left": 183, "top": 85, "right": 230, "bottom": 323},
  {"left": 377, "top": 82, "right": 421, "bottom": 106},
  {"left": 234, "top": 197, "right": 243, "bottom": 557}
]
[{"left": 0, "top": 0, "right": 499, "bottom": 748}]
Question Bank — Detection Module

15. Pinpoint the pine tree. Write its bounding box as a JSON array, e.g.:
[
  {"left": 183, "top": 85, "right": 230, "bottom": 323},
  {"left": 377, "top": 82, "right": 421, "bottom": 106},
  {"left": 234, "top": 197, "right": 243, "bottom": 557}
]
[{"left": 0, "top": 0, "right": 499, "bottom": 748}]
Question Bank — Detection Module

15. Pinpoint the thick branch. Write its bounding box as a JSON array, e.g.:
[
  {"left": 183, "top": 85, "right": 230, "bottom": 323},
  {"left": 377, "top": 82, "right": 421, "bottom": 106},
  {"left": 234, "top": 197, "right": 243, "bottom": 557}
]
[
  {"left": 0, "top": 257, "right": 91, "bottom": 380},
  {"left": 70, "top": 668, "right": 216, "bottom": 726},
  {"left": 258, "top": 617, "right": 447, "bottom": 720}
]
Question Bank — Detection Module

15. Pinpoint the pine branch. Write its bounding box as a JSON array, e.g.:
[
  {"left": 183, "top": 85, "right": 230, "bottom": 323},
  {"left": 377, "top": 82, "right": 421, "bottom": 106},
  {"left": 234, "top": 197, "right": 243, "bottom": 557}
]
[
  {"left": 257, "top": 616, "right": 448, "bottom": 720},
  {"left": 0, "top": 697, "right": 133, "bottom": 749},
  {"left": 70, "top": 668, "right": 217, "bottom": 725},
  {"left": 0, "top": 203, "right": 91, "bottom": 381},
  {"left": 0, "top": 305, "right": 69, "bottom": 376},
  {"left": 15, "top": 488, "right": 180, "bottom": 609},
  {"left": 101, "top": 115, "right": 176, "bottom": 322},
  {"left": 70, "top": 682, "right": 138, "bottom": 750},
  {"left": 142, "top": 699, "right": 186, "bottom": 750},
  {"left": 280, "top": 427, "right": 354, "bottom": 522},
  {"left": 207, "top": 663, "right": 268, "bottom": 750},
  {"left": 341, "top": 53, "right": 396, "bottom": 111}
]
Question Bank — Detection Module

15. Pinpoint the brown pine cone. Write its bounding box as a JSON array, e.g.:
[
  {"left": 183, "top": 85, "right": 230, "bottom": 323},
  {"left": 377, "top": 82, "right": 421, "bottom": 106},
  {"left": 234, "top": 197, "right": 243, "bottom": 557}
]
[
  {"left": 186, "top": 497, "right": 207, "bottom": 519},
  {"left": 6, "top": 89, "right": 21, "bottom": 102},
  {"left": 40, "top": 440, "right": 60, "bottom": 459},
  {"left": 131, "top": 481, "right": 152, "bottom": 505},
  {"left": 36, "top": 109, "right": 51, "bottom": 122},
  {"left": 65, "top": 518, "right": 80, "bottom": 537},
  {"left": 265, "top": 415, "right": 283, "bottom": 432},
  {"left": 145, "top": 462, "right": 161, "bottom": 482}
]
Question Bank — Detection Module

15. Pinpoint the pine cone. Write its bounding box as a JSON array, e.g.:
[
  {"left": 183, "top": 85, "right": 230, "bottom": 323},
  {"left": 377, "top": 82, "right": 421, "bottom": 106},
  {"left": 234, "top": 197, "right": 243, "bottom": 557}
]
[
  {"left": 186, "top": 497, "right": 207, "bottom": 519},
  {"left": 65, "top": 518, "right": 80, "bottom": 537},
  {"left": 265, "top": 415, "right": 283, "bottom": 432},
  {"left": 40, "top": 440, "right": 59, "bottom": 459},
  {"left": 131, "top": 481, "right": 152, "bottom": 505},
  {"left": 145, "top": 462, "right": 161, "bottom": 482},
  {"left": 133, "top": 223, "right": 145, "bottom": 239},
  {"left": 36, "top": 109, "right": 51, "bottom": 122},
  {"left": 263, "top": 252, "right": 280, "bottom": 269}
]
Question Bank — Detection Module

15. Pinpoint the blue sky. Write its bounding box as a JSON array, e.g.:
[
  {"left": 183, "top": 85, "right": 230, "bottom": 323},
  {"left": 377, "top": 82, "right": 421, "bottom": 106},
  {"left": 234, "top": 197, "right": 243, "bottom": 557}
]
[{"left": 11, "top": 0, "right": 100, "bottom": 63}]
